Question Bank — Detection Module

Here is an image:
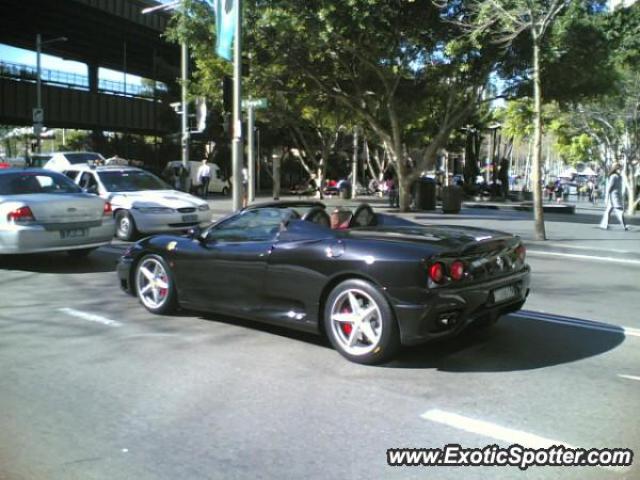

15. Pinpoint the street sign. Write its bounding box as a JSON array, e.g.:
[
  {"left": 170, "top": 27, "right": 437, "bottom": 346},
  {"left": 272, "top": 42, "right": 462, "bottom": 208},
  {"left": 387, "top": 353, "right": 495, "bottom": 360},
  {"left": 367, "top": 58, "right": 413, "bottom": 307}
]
[
  {"left": 32, "top": 108, "right": 44, "bottom": 123},
  {"left": 242, "top": 98, "right": 268, "bottom": 110}
]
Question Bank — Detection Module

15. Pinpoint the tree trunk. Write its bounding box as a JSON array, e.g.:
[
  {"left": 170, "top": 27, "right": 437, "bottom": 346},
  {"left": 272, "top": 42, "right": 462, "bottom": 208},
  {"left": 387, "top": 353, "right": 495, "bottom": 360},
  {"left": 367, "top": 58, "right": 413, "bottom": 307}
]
[
  {"left": 399, "top": 173, "right": 412, "bottom": 212},
  {"left": 625, "top": 168, "right": 636, "bottom": 216},
  {"left": 531, "top": 37, "right": 547, "bottom": 240}
]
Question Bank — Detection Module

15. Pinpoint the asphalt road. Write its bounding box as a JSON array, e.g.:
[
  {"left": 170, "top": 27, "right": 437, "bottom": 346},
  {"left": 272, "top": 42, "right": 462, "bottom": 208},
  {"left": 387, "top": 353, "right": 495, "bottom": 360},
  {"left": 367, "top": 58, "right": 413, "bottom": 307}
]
[{"left": 1, "top": 216, "right": 639, "bottom": 479}]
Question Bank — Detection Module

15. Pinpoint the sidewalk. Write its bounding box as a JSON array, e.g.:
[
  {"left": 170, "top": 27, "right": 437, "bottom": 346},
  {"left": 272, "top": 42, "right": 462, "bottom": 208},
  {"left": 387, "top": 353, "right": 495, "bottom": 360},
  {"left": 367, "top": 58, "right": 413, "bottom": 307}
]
[{"left": 205, "top": 193, "right": 640, "bottom": 262}]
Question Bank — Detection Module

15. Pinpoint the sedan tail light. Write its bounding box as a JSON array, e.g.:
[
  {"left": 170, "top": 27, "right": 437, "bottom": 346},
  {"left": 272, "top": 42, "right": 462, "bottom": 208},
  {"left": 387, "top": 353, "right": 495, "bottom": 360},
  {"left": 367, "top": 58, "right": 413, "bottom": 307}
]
[
  {"left": 7, "top": 206, "right": 35, "bottom": 224},
  {"left": 450, "top": 260, "right": 465, "bottom": 281},
  {"left": 103, "top": 202, "right": 113, "bottom": 216},
  {"left": 428, "top": 262, "right": 445, "bottom": 283}
]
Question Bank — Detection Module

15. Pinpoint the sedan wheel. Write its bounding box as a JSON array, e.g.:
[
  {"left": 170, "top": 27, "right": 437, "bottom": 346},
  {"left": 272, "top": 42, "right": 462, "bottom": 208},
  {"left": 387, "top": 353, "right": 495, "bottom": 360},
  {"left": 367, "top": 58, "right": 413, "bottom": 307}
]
[
  {"left": 116, "top": 210, "right": 138, "bottom": 241},
  {"left": 324, "top": 279, "right": 399, "bottom": 364},
  {"left": 135, "top": 255, "right": 176, "bottom": 314}
]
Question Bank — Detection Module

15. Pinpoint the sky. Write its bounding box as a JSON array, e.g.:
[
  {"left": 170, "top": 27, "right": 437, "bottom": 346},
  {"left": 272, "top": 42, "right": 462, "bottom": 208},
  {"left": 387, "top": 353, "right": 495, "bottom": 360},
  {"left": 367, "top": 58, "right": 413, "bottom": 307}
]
[{"left": 0, "top": 43, "right": 144, "bottom": 86}]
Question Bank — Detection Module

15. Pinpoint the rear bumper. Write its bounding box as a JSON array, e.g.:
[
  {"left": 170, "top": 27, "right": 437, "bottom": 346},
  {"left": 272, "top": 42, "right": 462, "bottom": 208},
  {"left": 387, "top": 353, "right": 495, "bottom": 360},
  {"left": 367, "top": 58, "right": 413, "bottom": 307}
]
[
  {"left": 0, "top": 220, "right": 115, "bottom": 254},
  {"left": 392, "top": 267, "right": 531, "bottom": 346}
]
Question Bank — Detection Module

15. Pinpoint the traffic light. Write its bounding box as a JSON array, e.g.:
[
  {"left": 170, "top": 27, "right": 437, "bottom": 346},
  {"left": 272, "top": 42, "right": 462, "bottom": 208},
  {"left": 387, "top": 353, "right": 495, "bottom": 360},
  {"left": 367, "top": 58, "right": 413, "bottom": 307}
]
[{"left": 222, "top": 75, "right": 232, "bottom": 113}]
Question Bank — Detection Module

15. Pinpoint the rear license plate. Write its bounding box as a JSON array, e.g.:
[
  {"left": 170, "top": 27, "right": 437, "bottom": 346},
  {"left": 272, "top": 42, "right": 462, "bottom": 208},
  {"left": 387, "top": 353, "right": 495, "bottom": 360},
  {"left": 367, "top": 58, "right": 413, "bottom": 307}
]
[
  {"left": 182, "top": 214, "right": 198, "bottom": 222},
  {"left": 60, "top": 228, "right": 88, "bottom": 239},
  {"left": 491, "top": 284, "right": 519, "bottom": 304}
]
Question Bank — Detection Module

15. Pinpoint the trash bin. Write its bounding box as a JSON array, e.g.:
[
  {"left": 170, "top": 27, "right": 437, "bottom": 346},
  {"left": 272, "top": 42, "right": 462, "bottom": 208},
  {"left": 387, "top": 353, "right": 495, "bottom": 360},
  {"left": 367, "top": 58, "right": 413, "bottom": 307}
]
[
  {"left": 415, "top": 177, "right": 436, "bottom": 210},
  {"left": 442, "top": 185, "right": 463, "bottom": 213}
]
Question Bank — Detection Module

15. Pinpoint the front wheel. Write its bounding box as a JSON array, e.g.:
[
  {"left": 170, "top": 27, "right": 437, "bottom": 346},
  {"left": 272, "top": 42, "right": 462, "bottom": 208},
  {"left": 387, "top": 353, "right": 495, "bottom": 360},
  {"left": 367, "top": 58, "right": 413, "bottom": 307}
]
[
  {"left": 324, "top": 279, "right": 400, "bottom": 365},
  {"left": 115, "top": 210, "right": 138, "bottom": 241},
  {"left": 135, "top": 254, "right": 177, "bottom": 314}
]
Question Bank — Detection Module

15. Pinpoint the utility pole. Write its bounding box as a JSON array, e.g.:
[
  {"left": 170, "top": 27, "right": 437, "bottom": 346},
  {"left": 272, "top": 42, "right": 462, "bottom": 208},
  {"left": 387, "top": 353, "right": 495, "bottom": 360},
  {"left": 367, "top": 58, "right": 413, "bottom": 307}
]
[
  {"left": 231, "top": 0, "right": 243, "bottom": 211},
  {"left": 180, "top": 41, "right": 189, "bottom": 179}
]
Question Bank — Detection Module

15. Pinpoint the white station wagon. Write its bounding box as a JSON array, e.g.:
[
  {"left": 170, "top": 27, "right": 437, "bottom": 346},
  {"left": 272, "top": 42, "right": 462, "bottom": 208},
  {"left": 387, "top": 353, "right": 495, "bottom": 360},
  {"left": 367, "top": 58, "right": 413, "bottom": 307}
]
[{"left": 63, "top": 164, "right": 212, "bottom": 241}]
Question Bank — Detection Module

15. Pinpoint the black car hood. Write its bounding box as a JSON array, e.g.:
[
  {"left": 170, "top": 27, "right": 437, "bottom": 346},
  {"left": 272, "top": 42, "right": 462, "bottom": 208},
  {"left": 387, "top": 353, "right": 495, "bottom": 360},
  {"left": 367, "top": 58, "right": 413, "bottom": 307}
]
[{"left": 342, "top": 225, "right": 515, "bottom": 253}]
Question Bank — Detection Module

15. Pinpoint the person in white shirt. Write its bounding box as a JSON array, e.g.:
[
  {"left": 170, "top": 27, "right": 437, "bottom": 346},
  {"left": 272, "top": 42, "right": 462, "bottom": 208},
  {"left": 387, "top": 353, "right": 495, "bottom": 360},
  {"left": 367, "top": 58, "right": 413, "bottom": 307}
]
[{"left": 197, "top": 159, "right": 212, "bottom": 198}]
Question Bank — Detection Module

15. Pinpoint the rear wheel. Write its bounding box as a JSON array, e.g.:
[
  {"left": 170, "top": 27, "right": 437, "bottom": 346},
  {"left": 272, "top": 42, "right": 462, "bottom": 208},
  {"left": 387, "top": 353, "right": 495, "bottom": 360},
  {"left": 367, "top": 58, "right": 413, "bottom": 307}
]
[
  {"left": 324, "top": 279, "right": 400, "bottom": 365},
  {"left": 135, "top": 254, "right": 177, "bottom": 314},
  {"left": 67, "top": 248, "right": 96, "bottom": 258},
  {"left": 115, "top": 210, "right": 138, "bottom": 241}
]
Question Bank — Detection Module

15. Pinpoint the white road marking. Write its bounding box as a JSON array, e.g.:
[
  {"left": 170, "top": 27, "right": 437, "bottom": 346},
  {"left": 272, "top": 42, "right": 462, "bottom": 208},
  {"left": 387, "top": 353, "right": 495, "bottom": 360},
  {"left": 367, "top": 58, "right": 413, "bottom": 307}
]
[
  {"left": 58, "top": 308, "right": 122, "bottom": 327},
  {"left": 421, "top": 409, "right": 628, "bottom": 473},
  {"left": 510, "top": 311, "right": 640, "bottom": 338},
  {"left": 618, "top": 374, "right": 640, "bottom": 382},
  {"left": 421, "top": 409, "right": 572, "bottom": 449},
  {"left": 526, "top": 249, "right": 640, "bottom": 266}
]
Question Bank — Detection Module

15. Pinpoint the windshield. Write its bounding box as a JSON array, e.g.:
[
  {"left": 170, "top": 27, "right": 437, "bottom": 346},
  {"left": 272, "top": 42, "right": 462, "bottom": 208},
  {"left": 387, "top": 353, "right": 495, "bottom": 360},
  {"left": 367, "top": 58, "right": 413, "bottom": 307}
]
[
  {"left": 65, "top": 153, "right": 104, "bottom": 164},
  {"left": 98, "top": 170, "right": 170, "bottom": 192},
  {"left": 0, "top": 172, "right": 82, "bottom": 195}
]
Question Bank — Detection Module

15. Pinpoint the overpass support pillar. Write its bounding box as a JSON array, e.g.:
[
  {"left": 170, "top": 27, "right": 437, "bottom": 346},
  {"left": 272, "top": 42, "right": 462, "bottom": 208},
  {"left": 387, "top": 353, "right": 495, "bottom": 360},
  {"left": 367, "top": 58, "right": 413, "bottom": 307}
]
[{"left": 88, "top": 63, "right": 99, "bottom": 93}]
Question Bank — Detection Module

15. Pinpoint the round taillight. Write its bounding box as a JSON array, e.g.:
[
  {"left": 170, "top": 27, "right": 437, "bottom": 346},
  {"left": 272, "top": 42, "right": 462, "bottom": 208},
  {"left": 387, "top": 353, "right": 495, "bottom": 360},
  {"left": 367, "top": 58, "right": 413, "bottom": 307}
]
[
  {"left": 429, "top": 262, "right": 444, "bottom": 283},
  {"left": 516, "top": 244, "right": 526, "bottom": 262},
  {"left": 450, "top": 260, "right": 465, "bottom": 281},
  {"left": 103, "top": 202, "right": 113, "bottom": 216}
]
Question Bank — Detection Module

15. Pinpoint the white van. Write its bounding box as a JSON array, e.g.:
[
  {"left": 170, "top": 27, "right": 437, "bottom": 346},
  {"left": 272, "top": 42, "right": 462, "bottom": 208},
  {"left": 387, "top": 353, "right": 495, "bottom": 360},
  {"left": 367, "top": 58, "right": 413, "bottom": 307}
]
[
  {"left": 166, "top": 160, "right": 230, "bottom": 195},
  {"left": 42, "top": 152, "right": 105, "bottom": 172}
]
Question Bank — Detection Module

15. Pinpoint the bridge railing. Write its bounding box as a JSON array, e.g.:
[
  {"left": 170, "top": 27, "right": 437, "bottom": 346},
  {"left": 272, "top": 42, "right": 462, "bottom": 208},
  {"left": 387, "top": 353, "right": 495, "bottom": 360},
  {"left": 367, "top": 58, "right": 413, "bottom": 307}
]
[{"left": 0, "top": 61, "right": 168, "bottom": 99}]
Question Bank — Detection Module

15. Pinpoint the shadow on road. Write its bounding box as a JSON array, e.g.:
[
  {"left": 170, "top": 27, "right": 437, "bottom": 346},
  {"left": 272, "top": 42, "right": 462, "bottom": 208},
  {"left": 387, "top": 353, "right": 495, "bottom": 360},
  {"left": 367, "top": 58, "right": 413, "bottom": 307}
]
[
  {"left": 0, "top": 250, "right": 119, "bottom": 274},
  {"left": 386, "top": 311, "right": 625, "bottom": 370},
  {"left": 195, "top": 312, "right": 331, "bottom": 349}
]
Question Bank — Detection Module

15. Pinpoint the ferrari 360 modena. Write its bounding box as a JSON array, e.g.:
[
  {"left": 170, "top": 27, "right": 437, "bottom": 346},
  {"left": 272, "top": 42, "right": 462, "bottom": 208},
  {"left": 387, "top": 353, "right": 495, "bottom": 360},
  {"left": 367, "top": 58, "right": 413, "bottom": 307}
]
[{"left": 117, "top": 201, "right": 530, "bottom": 364}]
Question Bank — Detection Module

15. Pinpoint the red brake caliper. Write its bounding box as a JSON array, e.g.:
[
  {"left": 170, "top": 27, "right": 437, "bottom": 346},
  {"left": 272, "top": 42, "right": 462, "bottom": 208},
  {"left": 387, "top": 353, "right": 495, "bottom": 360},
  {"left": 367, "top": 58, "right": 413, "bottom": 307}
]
[
  {"left": 340, "top": 306, "right": 353, "bottom": 336},
  {"left": 158, "top": 275, "right": 168, "bottom": 297}
]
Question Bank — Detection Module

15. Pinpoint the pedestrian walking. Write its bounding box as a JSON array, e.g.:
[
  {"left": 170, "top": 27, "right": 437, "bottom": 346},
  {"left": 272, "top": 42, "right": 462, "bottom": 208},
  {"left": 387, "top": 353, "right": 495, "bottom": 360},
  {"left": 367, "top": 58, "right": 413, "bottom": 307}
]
[
  {"left": 197, "top": 159, "right": 211, "bottom": 199},
  {"left": 599, "top": 162, "right": 628, "bottom": 230}
]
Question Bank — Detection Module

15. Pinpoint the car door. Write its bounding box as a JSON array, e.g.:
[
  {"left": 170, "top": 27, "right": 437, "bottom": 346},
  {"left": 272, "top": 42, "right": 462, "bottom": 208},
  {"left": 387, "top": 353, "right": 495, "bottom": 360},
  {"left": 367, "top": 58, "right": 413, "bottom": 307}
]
[
  {"left": 78, "top": 172, "right": 100, "bottom": 195},
  {"left": 172, "top": 208, "right": 287, "bottom": 317}
]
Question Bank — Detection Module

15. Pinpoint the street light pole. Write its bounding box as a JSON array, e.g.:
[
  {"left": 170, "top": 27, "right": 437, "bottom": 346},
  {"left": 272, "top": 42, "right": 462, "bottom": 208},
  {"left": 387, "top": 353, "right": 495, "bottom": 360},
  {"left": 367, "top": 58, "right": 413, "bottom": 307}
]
[
  {"left": 247, "top": 102, "right": 255, "bottom": 203},
  {"left": 36, "top": 34, "right": 42, "bottom": 153},
  {"left": 351, "top": 126, "right": 358, "bottom": 200},
  {"left": 35, "top": 34, "right": 67, "bottom": 154}
]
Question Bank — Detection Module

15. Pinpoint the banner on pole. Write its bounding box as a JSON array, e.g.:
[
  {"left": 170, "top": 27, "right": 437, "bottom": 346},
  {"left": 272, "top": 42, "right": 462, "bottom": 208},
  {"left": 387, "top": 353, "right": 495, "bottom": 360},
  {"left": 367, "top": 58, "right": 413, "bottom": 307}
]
[{"left": 214, "top": 0, "right": 235, "bottom": 61}]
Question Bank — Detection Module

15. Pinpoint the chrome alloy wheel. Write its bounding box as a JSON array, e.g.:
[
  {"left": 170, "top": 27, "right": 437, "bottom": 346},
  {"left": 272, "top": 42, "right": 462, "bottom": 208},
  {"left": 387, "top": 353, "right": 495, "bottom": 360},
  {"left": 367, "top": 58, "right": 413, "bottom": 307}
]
[
  {"left": 118, "top": 215, "right": 131, "bottom": 236},
  {"left": 136, "top": 257, "right": 170, "bottom": 310},
  {"left": 330, "top": 288, "right": 383, "bottom": 356}
]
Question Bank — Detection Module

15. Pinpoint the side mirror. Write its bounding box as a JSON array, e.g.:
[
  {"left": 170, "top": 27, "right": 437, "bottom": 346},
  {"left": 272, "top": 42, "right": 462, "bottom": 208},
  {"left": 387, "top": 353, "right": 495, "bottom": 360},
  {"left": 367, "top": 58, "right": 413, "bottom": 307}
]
[{"left": 187, "top": 225, "right": 208, "bottom": 243}]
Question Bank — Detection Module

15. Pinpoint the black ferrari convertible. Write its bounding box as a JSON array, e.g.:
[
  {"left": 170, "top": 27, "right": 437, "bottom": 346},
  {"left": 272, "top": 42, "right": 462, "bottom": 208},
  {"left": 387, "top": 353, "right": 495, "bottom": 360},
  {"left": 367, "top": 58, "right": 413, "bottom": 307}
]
[{"left": 117, "top": 201, "right": 530, "bottom": 364}]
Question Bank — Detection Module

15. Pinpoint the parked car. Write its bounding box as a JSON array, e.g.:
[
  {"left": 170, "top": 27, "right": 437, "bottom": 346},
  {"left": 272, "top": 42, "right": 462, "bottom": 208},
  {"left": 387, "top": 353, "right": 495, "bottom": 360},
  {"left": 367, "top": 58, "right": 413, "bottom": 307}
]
[
  {"left": 165, "top": 160, "right": 231, "bottom": 195},
  {"left": 63, "top": 164, "right": 211, "bottom": 241},
  {"left": 0, "top": 169, "right": 114, "bottom": 256},
  {"left": 117, "top": 201, "right": 530, "bottom": 364},
  {"left": 40, "top": 151, "right": 105, "bottom": 171}
]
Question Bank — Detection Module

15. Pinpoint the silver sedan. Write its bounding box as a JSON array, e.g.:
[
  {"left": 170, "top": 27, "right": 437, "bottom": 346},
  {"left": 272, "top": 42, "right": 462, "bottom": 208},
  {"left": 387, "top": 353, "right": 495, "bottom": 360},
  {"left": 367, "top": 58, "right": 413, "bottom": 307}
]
[{"left": 0, "top": 169, "right": 115, "bottom": 256}]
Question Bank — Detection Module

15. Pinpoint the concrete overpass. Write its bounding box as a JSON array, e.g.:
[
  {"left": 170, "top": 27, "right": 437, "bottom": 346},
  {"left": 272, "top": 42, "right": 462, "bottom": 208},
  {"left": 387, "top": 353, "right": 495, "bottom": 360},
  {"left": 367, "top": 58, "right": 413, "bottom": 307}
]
[{"left": 0, "top": 0, "right": 180, "bottom": 135}]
